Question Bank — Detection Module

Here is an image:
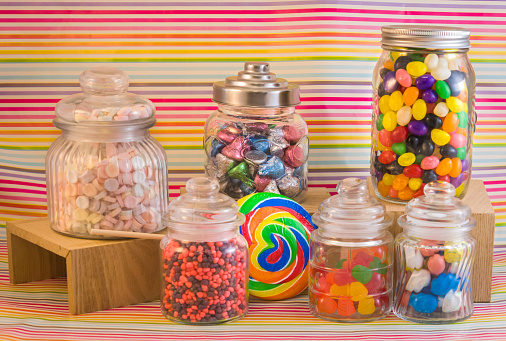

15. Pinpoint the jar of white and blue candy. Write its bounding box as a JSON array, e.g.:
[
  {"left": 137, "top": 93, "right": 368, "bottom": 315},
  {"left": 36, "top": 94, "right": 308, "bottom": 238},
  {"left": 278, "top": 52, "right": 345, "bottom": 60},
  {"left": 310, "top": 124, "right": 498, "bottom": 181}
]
[
  {"left": 204, "top": 62, "right": 309, "bottom": 201},
  {"left": 393, "top": 181, "right": 476, "bottom": 324},
  {"left": 371, "top": 26, "right": 476, "bottom": 203},
  {"left": 46, "top": 67, "right": 168, "bottom": 238}
]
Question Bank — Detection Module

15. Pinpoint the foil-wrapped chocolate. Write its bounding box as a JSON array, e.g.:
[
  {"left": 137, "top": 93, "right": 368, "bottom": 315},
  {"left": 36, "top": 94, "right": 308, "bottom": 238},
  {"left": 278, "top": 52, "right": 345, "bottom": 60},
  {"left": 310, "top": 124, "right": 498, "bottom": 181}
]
[
  {"left": 264, "top": 180, "right": 280, "bottom": 194},
  {"left": 228, "top": 162, "right": 256, "bottom": 188},
  {"left": 251, "top": 138, "right": 270, "bottom": 154},
  {"left": 216, "top": 125, "right": 241, "bottom": 143},
  {"left": 211, "top": 141, "right": 226, "bottom": 158},
  {"left": 282, "top": 125, "right": 304, "bottom": 144},
  {"left": 221, "top": 136, "right": 250, "bottom": 161},
  {"left": 215, "top": 153, "right": 237, "bottom": 177},
  {"left": 284, "top": 145, "right": 305, "bottom": 168},
  {"left": 268, "top": 135, "right": 289, "bottom": 158},
  {"left": 245, "top": 122, "right": 269, "bottom": 135},
  {"left": 244, "top": 150, "right": 267, "bottom": 178},
  {"left": 258, "top": 156, "right": 285, "bottom": 179},
  {"left": 254, "top": 174, "right": 271, "bottom": 192},
  {"left": 218, "top": 176, "right": 229, "bottom": 192},
  {"left": 277, "top": 174, "right": 302, "bottom": 198},
  {"left": 225, "top": 180, "right": 243, "bottom": 199},
  {"left": 240, "top": 182, "right": 256, "bottom": 195}
]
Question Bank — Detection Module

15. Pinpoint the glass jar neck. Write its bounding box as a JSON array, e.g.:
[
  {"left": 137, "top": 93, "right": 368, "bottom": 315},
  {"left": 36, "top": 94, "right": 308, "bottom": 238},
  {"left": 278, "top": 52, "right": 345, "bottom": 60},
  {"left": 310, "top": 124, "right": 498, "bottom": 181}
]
[
  {"left": 166, "top": 222, "right": 240, "bottom": 242},
  {"left": 381, "top": 46, "right": 469, "bottom": 54},
  {"left": 403, "top": 226, "right": 470, "bottom": 242},
  {"left": 217, "top": 104, "right": 295, "bottom": 117},
  {"left": 316, "top": 225, "right": 387, "bottom": 240}
]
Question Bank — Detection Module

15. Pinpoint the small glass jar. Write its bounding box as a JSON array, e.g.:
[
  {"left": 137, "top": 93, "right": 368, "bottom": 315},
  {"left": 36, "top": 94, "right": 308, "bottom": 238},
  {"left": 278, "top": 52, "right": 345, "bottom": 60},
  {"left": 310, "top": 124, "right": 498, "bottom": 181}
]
[
  {"left": 393, "top": 181, "right": 476, "bottom": 324},
  {"left": 46, "top": 67, "right": 168, "bottom": 238},
  {"left": 309, "top": 178, "right": 393, "bottom": 322},
  {"left": 371, "top": 26, "right": 476, "bottom": 203},
  {"left": 204, "top": 62, "right": 309, "bottom": 201},
  {"left": 160, "top": 177, "right": 249, "bottom": 324}
]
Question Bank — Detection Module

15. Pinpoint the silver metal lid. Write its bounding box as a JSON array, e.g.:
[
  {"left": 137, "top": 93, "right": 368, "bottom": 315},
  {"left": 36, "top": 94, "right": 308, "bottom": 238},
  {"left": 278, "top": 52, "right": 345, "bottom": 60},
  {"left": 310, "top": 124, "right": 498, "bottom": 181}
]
[
  {"left": 212, "top": 62, "right": 300, "bottom": 108},
  {"left": 381, "top": 25, "right": 471, "bottom": 51}
]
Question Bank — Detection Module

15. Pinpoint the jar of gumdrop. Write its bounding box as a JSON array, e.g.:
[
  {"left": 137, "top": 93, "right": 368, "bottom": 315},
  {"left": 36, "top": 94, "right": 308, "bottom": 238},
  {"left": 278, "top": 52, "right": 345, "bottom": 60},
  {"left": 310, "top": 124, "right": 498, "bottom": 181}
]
[
  {"left": 393, "top": 181, "right": 476, "bottom": 324},
  {"left": 309, "top": 178, "right": 393, "bottom": 322},
  {"left": 204, "top": 62, "right": 309, "bottom": 201},
  {"left": 371, "top": 25, "right": 476, "bottom": 203},
  {"left": 46, "top": 67, "right": 168, "bottom": 238},
  {"left": 160, "top": 177, "right": 249, "bottom": 324}
]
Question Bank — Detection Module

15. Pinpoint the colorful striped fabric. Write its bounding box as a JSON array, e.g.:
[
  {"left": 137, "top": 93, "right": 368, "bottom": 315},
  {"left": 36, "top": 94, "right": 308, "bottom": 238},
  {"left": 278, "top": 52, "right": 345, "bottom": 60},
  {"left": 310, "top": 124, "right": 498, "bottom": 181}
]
[{"left": 0, "top": 0, "right": 505, "bottom": 339}]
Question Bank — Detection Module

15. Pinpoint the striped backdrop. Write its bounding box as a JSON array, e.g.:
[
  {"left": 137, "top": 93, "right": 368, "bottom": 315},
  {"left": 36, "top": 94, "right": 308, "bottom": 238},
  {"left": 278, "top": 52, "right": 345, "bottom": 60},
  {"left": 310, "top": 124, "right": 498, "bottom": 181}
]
[{"left": 0, "top": 0, "right": 505, "bottom": 340}]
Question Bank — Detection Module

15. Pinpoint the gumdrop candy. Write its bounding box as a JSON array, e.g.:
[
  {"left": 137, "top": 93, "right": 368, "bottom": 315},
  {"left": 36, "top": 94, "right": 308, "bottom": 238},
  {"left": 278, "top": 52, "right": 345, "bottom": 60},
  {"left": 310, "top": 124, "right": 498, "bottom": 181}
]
[
  {"left": 337, "top": 298, "right": 355, "bottom": 316},
  {"left": 405, "top": 269, "right": 431, "bottom": 293},
  {"left": 409, "top": 292, "right": 438, "bottom": 314},
  {"left": 350, "top": 281, "right": 369, "bottom": 301},
  {"left": 442, "top": 290, "right": 462, "bottom": 313},
  {"left": 317, "top": 296, "right": 338, "bottom": 314},
  {"left": 329, "top": 283, "right": 349, "bottom": 297},
  {"left": 430, "top": 273, "right": 460, "bottom": 296},
  {"left": 357, "top": 298, "right": 376, "bottom": 315},
  {"left": 352, "top": 265, "right": 373, "bottom": 284}
]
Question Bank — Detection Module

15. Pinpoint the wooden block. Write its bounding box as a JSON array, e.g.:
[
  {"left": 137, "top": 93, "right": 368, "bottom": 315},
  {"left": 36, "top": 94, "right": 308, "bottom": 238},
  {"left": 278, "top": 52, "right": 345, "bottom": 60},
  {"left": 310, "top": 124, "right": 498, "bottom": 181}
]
[
  {"left": 367, "top": 178, "right": 494, "bottom": 303},
  {"left": 7, "top": 218, "right": 163, "bottom": 314}
]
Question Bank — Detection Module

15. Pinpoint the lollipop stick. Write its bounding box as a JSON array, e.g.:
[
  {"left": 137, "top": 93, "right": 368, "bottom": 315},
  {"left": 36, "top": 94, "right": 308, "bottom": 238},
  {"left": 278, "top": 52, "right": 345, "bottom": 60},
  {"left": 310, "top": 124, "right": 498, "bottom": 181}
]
[{"left": 89, "top": 229, "right": 165, "bottom": 240}]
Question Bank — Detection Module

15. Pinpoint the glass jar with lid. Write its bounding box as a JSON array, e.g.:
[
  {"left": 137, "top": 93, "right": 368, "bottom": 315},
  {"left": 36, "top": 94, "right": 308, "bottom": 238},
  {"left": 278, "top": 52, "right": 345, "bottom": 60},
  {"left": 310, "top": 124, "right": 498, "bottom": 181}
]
[
  {"left": 161, "top": 177, "right": 249, "bottom": 324},
  {"left": 393, "top": 181, "right": 476, "bottom": 324},
  {"left": 46, "top": 67, "right": 168, "bottom": 238},
  {"left": 371, "top": 26, "right": 476, "bottom": 203},
  {"left": 204, "top": 62, "right": 309, "bottom": 201},
  {"left": 309, "top": 178, "right": 393, "bottom": 322}
]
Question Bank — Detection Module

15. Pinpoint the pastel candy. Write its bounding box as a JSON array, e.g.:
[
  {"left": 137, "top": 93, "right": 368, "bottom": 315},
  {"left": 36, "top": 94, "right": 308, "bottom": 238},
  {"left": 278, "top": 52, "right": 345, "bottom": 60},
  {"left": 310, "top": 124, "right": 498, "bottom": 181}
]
[
  {"left": 418, "top": 239, "right": 439, "bottom": 257},
  {"left": 76, "top": 195, "right": 90, "bottom": 209},
  {"left": 317, "top": 297, "right": 338, "bottom": 314},
  {"left": 434, "top": 102, "right": 449, "bottom": 117},
  {"left": 409, "top": 292, "right": 438, "bottom": 314},
  {"left": 427, "top": 254, "right": 446, "bottom": 276},
  {"left": 444, "top": 245, "right": 463, "bottom": 263},
  {"left": 330, "top": 284, "right": 349, "bottom": 297},
  {"left": 442, "top": 290, "right": 462, "bottom": 313},
  {"left": 405, "top": 247, "right": 424, "bottom": 270},
  {"left": 430, "top": 273, "right": 460, "bottom": 296},
  {"left": 449, "top": 133, "right": 466, "bottom": 148},
  {"left": 357, "top": 298, "right": 375, "bottom": 315},
  {"left": 405, "top": 269, "right": 431, "bottom": 293},
  {"left": 424, "top": 54, "right": 439, "bottom": 71},
  {"left": 396, "top": 69, "right": 412, "bottom": 88},
  {"left": 396, "top": 106, "right": 412, "bottom": 126},
  {"left": 421, "top": 156, "right": 440, "bottom": 170},
  {"left": 449, "top": 262, "right": 459, "bottom": 274}
]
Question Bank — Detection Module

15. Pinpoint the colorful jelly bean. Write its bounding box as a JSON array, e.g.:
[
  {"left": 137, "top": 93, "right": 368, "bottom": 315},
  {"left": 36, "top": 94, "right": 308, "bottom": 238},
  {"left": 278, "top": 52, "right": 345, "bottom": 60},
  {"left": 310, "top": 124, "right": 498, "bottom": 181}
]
[
  {"left": 398, "top": 152, "right": 415, "bottom": 167},
  {"left": 396, "top": 69, "right": 412, "bottom": 88},
  {"left": 431, "top": 129, "right": 451, "bottom": 146},
  {"left": 392, "top": 142, "right": 407, "bottom": 156},
  {"left": 378, "top": 129, "right": 393, "bottom": 147},
  {"left": 403, "top": 164, "right": 423, "bottom": 178},
  {"left": 421, "top": 156, "right": 440, "bottom": 170},
  {"left": 382, "top": 111, "right": 398, "bottom": 131},
  {"left": 382, "top": 173, "right": 395, "bottom": 186},
  {"left": 392, "top": 174, "right": 409, "bottom": 191},
  {"left": 434, "top": 102, "right": 449, "bottom": 118},
  {"left": 402, "top": 87, "right": 419, "bottom": 107},
  {"left": 388, "top": 91, "right": 404, "bottom": 111},
  {"left": 422, "top": 89, "right": 438, "bottom": 103},
  {"left": 406, "top": 61, "right": 427, "bottom": 77},
  {"left": 412, "top": 99, "right": 427, "bottom": 120},
  {"left": 449, "top": 158, "right": 463, "bottom": 178},
  {"left": 377, "top": 181, "right": 390, "bottom": 197},
  {"left": 408, "top": 177, "right": 423, "bottom": 191},
  {"left": 435, "top": 80, "right": 451, "bottom": 99},
  {"left": 442, "top": 112, "right": 459, "bottom": 133},
  {"left": 435, "top": 158, "right": 452, "bottom": 176},
  {"left": 408, "top": 120, "right": 428, "bottom": 136},
  {"left": 378, "top": 150, "right": 397, "bottom": 164},
  {"left": 398, "top": 186, "right": 415, "bottom": 200},
  {"left": 391, "top": 126, "right": 409, "bottom": 143},
  {"left": 397, "top": 106, "right": 412, "bottom": 126},
  {"left": 415, "top": 74, "right": 435, "bottom": 91},
  {"left": 379, "top": 95, "right": 391, "bottom": 114},
  {"left": 423, "top": 113, "right": 443, "bottom": 130},
  {"left": 446, "top": 97, "right": 464, "bottom": 113},
  {"left": 383, "top": 71, "right": 399, "bottom": 93},
  {"left": 424, "top": 54, "right": 439, "bottom": 71},
  {"left": 449, "top": 133, "right": 466, "bottom": 148},
  {"left": 457, "top": 111, "right": 467, "bottom": 129}
]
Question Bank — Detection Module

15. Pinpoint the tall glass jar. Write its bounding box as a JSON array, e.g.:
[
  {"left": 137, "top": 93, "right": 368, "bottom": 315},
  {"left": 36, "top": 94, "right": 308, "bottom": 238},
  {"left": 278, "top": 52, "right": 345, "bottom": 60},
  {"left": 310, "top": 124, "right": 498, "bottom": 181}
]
[
  {"left": 161, "top": 177, "right": 249, "bottom": 324},
  {"left": 393, "top": 181, "right": 476, "bottom": 324},
  {"left": 309, "top": 178, "right": 393, "bottom": 322},
  {"left": 46, "top": 67, "right": 168, "bottom": 238},
  {"left": 204, "top": 62, "right": 309, "bottom": 202},
  {"left": 371, "top": 26, "right": 476, "bottom": 203}
]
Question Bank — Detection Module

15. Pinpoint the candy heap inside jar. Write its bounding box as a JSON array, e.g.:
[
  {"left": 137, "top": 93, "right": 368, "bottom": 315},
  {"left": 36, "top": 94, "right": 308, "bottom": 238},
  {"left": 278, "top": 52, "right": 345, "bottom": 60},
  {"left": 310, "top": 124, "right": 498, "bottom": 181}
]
[
  {"left": 162, "top": 239, "right": 248, "bottom": 324},
  {"left": 373, "top": 52, "right": 471, "bottom": 201},
  {"left": 205, "top": 120, "right": 308, "bottom": 199},
  {"left": 309, "top": 246, "right": 392, "bottom": 321},
  {"left": 74, "top": 103, "right": 152, "bottom": 122},
  {"left": 59, "top": 142, "right": 163, "bottom": 235}
]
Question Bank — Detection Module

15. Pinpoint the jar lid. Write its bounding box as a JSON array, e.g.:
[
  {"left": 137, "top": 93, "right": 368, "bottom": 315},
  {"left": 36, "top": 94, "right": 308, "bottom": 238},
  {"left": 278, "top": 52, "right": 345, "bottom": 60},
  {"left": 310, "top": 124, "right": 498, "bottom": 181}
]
[
  {"left": 212, "top": 62, "right": 300, "bottom": 108},
  {"left": 381, "top": 25, "right": 471, "bottom": 51},
  {"left": 163, "top": 177, "right": 245, "bottom": 226},
  {"left": 312, "top": 178, "right": 392, "bottom": 237},
  {"left": 54, "top": 67, "right": 156, "bottom": 124},
  {"left": 398, "top": 182, "right": 476, "bottom": 235}
]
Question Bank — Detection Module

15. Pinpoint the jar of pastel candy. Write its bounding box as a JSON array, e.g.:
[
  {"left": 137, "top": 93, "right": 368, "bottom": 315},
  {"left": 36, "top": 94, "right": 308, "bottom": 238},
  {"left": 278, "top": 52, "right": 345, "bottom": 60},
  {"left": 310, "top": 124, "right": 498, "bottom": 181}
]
[
  {"left": 309, "top": 178, "right": 393, "bottom": 322},
  {"left": 204, "top": 62, "right": 309, "bottom": 201},
  {"left": 46, "top": 67, "right": 168, "bottom": 238},
  {"left": 161, "top": 177, "right": 249, "bottom": 324},
  {"left": 371, "top": 26, "right": 476, "bottom": 203},
  {"left": 393, "top": 181, "right": 476, "bottom": 324}
]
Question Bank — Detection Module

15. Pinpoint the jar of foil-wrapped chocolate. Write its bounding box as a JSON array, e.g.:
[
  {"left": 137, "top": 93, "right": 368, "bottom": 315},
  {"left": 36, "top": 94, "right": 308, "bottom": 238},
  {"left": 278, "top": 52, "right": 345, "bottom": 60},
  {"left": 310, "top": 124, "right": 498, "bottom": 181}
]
[{"left": 204, "top": 62, "right": 309, "bottom": 201}]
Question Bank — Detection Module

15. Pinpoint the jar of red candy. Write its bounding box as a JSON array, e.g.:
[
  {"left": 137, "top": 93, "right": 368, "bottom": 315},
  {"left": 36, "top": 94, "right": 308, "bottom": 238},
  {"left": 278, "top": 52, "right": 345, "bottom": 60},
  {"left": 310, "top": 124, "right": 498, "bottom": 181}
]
[
  {"left": 204, "top": 62, "right": 308, "bottom": 201},
  {"left": 46, "top": 67, "right": 168, "bottom": 238},
  {"left": 309, "top": 178, "right": 393, "bottom": 322},
  {"left": 161, "top": 177, "right": 249, "bottom": 324},
  {"left": 393, "top": 181, "right": 476, "bottom": 324},
  {"left": 371, "top": 26, "right": 476, "bottom": 203}
]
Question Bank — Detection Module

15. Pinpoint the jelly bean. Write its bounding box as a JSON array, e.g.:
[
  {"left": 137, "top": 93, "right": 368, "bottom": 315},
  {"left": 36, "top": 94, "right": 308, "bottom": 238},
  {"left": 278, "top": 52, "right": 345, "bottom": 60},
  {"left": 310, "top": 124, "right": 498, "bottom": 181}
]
[
  {"left": 435, "top": 80, "right": 451, "bottom": 99},
  {"left": 422, "top": 170, "right": 438, "bottom": 183},
  {"left": 383, "top": 59, "right": 395, "bottom": 71},
  {"left": 449, "top": 132, "right": 466, "bottom": 148},
  {"left": 375, "top": 170, "right": 384, "bottom": 181},
  {"left": 383, "top": 71, "right": 399, "bottom": 93},
  {"left": 433, "top": 102, "right": 449, "bottom": 118},
  {"left": 442, "top": 112, "right": 459, "bottom": 133},
  {"left": 422, "top": 113, "right": 443, "bottom": 130},
  {"left": 388, "top": 91, "right": 404, "bottom": 111},
  {"left": 407, "top": 121, "right": 427, "bottom": 137},
  {"left": 396, "top": 106, "right": 412, "bottom": 127},
  {"left": 388, "top": 187, "right": 398, "bottom": 198},
  {"left": 456, "top": 147, "right": 466, "bottom": 160},
  {"left": 403, "top": 164, "right": 423, "bottom": 178},
  {"left": 424, "top": 54, "right": 439, "bottom": 71},
  {"left": 426, "top": 101, "right": 436, "bottom": 114},
  {"left": 376, "top": 114, "right": 384, "bottom": 130},
  {"left": 378, "top": 150, "right": 396, "bottom": 164},
  {"left": 379, "top": 68, "right": 391, "bottom": 79},
  {"left": 376, "top": 136, "right": 386, "bottom": 151},
  {"left": 397, "top": 152, "right": 415, "bottom": 167},
  {"left": 406, "top": 135, "right": 420, "bottom": 153},
  {"left": 392, "top": 142, "right": 406, "bottom": 156},
  {"left": 394, "top": 55, "right": 412, "bottom": 71},
  {"left": 420, "top": 156, "right": 439, "bottom": 170},
  {"left": 455, "top": 182, "right": 465, "bottom": 197},
  {"left": 386, "top": 159, "right": 404, "bottom": 175},
  {"left": 382, "top": 111, "right": 398, "bottom": 131},
  {"left": 438, "top": 174, "right": 450, "bottom": 183},
  {"left": 391, "top": 51, "right": 406, "bottom": 61},
  {"left": 439, "top": 144, "right": 457, "bottom": 158},
  {"left": 395, "top": 69, "right": 412, "bottom": 88},
  {"left": 402, "top": 87, "right": 419, "bottom": 107},
  {"left": 317, "top": 297, "right": 338, "bottom": 314},
  {"left": 450, "top": 173, "right": 465, "bottom": 188},
  {"left": 408, "top": 177, "right": 423, "bottom": 191},
  {"left": 409, "top": 292, "right": 438, "bottom": 314},
  {"left": 446, "top": 97, "right": 464, "bottom": 113},
  {"left": 413, "top": 187, "right": 425, "bottom": 198},
  {"left": 446, "top": 70, "right": 465, "bottom": 97},
  {"left": 399, "top": 85, "right": 408, "bottom": 94},
  {"left": 431, "top": 129, "right": 451, "bottom": 146},
  {"left": 437, "top": 58, "right": 448, "bottom": 69},
  {"left": 449, "top": 157, "right": 463, "bottom": 178},
  {"left": 382, "top": 173, "right": 395, "bottom": 186},
  {"left": 414, "top": 155, "right": 424, "bottom": 166},
  {"left": 406, "top": 61, "right": 427, "bottom": 77},
  {"left": 392, "top": 173, "right": 409, "bottom": 191},
  {"left": 398, "top": 186, "right": 415, "bottom": 200},
  {"left": 391, "top": 126, "right": 409, "bottom": 143},
  {"left": 422, "top": 89, "right": 438, "bottom": 103},
  {"left": 418, "top": 138, "right": 435, "bottom": 156},
  {"left": 412, "top": 99, "right": 427, "bottom": 120},
  {"left": 435, "top": 158, "right": 452, "bottom": 176},
  {"left": 432, "top": 66, "right": 451, "bottom": 81},
  {"left": 415, "top": 74, "right": 435, "bottom": 91},
  {"left": 457, "top": 111, "right": 467, "bottom": 129},
  {"left": 462, "top": 159, "right": 470, "bottom": 172},
  {"left": 378, "top": 129, "right": 393, "bottom": 147},
  {"left": 378, "top": 83, "right": 389, "bottom": 97},
  {"left": 431, "top": 273, "right": 459, "bottom": 297},
  {"left": 379, "top": 95, "right": 391, "bottom": 114},
  {"left": 377, "top": 180, "right": 391, "bottom": 197}
]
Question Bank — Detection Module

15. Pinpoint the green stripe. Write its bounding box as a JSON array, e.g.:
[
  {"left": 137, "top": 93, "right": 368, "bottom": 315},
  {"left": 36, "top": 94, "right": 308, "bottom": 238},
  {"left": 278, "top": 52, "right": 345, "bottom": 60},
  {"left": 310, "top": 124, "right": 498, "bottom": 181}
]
[{"left": 0, "top": 145, "right": 49, "bottom": 151}]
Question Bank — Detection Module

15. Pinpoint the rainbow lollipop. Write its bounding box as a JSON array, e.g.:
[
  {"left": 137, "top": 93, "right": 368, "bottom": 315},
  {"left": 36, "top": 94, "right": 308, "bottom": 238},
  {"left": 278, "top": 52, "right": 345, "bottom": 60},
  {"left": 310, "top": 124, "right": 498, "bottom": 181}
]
[{"left": 237, "top": 192, "right": 316, "bottom": 300}]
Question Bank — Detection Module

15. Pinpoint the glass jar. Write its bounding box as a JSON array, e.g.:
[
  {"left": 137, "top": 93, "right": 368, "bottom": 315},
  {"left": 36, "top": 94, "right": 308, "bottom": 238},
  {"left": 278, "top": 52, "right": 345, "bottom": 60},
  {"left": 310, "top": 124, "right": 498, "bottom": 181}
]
[
  {"left": 204, "top": 62, "right": 309, "bottom": 202},
  {"left": 309, "top": 178, "right": 393, "bottom": 322},
  {"left": 160, "top": 177, "right": 249, "bottom": 324},
  {"left": 371, "top": 26, "right": 476, "bottom": 203},
  {"left": 46, "top": 67, "right": 168, "bottom": 238},
  {"left": 393, "top": 181, "right": 476, "bottom": 324}
]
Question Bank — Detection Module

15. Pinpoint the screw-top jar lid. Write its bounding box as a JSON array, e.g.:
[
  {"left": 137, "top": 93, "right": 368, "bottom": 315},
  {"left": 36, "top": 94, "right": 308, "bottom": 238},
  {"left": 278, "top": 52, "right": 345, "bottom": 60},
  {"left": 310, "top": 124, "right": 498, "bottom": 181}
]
[
  {"left": 381, "top": 25, "right": 471, "bottom": 51},
  {"left": 312, "top": 178, "right": 392, "bottom": 238},
  {"left": 212, "top": 62, "right": 300, "bottom": 108},
  {"left": 398, "top": 182, "right": 476, "bottom": 239}
]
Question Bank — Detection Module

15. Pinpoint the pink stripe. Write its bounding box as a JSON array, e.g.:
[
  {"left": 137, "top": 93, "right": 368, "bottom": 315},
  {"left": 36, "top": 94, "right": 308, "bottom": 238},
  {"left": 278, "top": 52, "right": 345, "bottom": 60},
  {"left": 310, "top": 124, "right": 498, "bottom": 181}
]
[
  {"left": 488, "top": 194, "right": 506, "bottom": 199},
  {"left": 484, "top": 180, "right": 506, "bottom": 185},
  {"left": 0, "top": 194, "right": 47, "bottom": 202},
  {"left": 0, "top": 115, "right": 56, "bottom": 119},
  {"left": 0, "top": 179, "right": 46, "bottom": 188},
  {"left": 0, "top": 107, "right": 54, "bottom": 111},
  {"left": 2, "top": 187, "right": 46, "bottom": 195},
  {"left": 487, "top": 188, "right": 506, "bottom": 192}
]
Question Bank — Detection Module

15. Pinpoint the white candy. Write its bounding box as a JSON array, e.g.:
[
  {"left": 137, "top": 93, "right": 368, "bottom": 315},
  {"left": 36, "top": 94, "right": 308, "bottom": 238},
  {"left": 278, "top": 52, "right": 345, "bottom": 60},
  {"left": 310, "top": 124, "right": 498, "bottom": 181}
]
[
  {"left": 66, "top": 169, "right": 78, "bottom": 184},
  {"left": 442, "top": 290, "right": 462, "bottom": 313},
  {"left": 396, "top": 106, "right": 412, "bottom": 126},
  {"left": 131, "top": 156, "right": 145, "bottom": 170},
  {"left": 449, "top": 262, "right": 459, "bottom": 274},
  {"left": 72, "top": 208, "right": 89, "bottom": 221},
  {"left": 406, "top": 269, "right": 431, "bottom": 293},
  {"left": 104, "top": 178, "right": 120, "bottom": 192},
  {"left": 424, "top": 54, "right": 439, "bottom": 71},
  {"left": 132, "top": 170, "right": 146, "bottom": 184},
  {"left": 437, "top": 296, "right": 444, "bottom": 308},
  {"left": 434, "top": 102, "right": 450, "bottom": 118},
  {"left": 76, "top": 195, "right": 90, "bottom": 209},
  {"left": 132, "top": 183, "right": 145, "bottom": 197},
  {"left": 94, "top": 190, "right": 107, "bottom": 200},
  {"left": 405, "top": 247, "right": 424, "bottom": 270},
  {"left": 437, "top": 57, "right": 449, "bottom": 69},
  {"left": 432, "top": 67, "right": 451, "bottom": 81}
]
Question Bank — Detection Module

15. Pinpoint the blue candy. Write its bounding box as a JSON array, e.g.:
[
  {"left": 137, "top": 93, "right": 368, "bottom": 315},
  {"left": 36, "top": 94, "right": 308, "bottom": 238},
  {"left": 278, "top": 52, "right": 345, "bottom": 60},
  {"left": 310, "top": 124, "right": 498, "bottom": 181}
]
[
  {"left": 415, "top": 74, "right": 435, "bottom": 91},
  {"left": 445, "top": 70, "right": 465, "bottom": 97},
  {"left": 258, "top": 156, "right": 285, "bottom": 179},
  {"left": 422, "top": 89, "right": 438, "bottom": 103},
  {"left": 252, "top": 139, "right": 270, "bottom": 154},
  {"left": 430, "top": 273, "right": 460, "bottom": 296},
  {"left": 240, "top": 181, "right": 255, "bottom": 195},
  {"left": 211, "top": 142, "right": 225, "bottom": 157},
  {"left": 409, "top": 292, "right": 438, "bottom": 314},
  {"left": 293, "top": 165, "right": 304, "bottom": 178}
]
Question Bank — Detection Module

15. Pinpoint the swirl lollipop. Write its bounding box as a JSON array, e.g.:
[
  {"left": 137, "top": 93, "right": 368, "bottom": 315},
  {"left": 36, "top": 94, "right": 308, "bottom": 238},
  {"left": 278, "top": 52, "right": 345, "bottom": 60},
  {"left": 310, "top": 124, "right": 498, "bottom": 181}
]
[{"left": 237, "top": 192, "right": 316, "bottom": 300}]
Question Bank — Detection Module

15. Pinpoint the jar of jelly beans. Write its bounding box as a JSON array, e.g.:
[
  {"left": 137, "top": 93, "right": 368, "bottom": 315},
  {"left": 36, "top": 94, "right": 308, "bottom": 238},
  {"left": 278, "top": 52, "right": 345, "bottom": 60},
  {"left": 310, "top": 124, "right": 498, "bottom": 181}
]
[
  {"left": 309, "top": 178, "right": 393, "bottom": 322},
  {"left": 46, "top": 67, "right": 168, "bottom": 238},
  {"left": 393, "top": 181, "right": 476, "bottom": 324},
  {"left": 204, "top": 62, "right": 309, "bottom": 201},
  {"left": 371, "top": 26, "right": 476, "bottom": 203},
  {"left": 161, "top": 177, "right": 249, "bottom": 324}
]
